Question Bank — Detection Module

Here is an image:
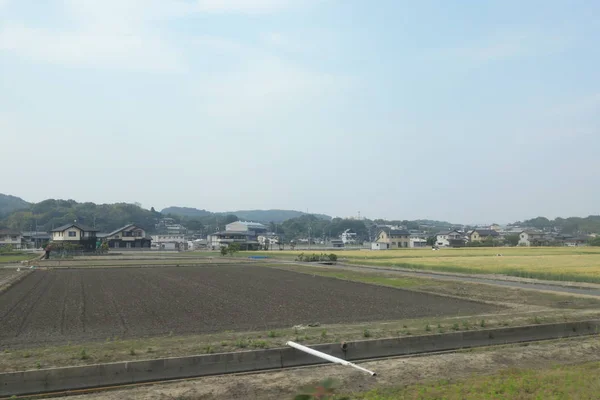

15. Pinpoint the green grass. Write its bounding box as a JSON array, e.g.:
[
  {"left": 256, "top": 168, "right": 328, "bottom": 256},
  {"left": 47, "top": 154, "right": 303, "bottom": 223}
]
[
  {"left": 353, "top": 361, "right": 600, "bottom": 399},
  {"left": 0, "top": 254, "right": 37, "bottom": 263}
]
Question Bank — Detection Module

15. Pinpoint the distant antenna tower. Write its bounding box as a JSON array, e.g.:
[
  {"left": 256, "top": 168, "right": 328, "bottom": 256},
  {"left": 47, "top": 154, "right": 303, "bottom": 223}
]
[{"left": 358, "top": 211, "right": 361, "bottom": 220}]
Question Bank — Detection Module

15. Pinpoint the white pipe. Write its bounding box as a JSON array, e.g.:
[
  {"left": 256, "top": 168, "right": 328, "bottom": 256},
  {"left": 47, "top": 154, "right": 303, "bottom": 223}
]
[{"left": 286, "top": 341, "right": 376, "bottom": 376}]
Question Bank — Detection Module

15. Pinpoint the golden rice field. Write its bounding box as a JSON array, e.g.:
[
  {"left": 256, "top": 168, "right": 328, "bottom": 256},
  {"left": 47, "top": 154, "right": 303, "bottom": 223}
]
[{"left": 246, "top": 247, "right": 600, "bottom": 283}]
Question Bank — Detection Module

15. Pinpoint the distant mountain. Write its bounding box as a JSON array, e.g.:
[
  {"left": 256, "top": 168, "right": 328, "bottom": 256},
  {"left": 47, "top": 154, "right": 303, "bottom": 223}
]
[
  {"left": 161, "top": 206, "right": 331, "bottom": 223},
  {"left": 226, "top": 209, "right": 331, "bottom": 223},
  {"left": 0, "top": 194, "right": 30, "bottom": 216},
  {"left": 161, "top": 206, "right": 212, "bottom": 218}
]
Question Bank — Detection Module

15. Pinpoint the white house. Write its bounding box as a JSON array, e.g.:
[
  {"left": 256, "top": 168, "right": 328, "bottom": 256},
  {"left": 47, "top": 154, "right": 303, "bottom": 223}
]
[
  {"left": 435, "top": 230, "right": 463, "bottom": 247},
  {"left": 0, "top": 230, "right": 23, "bottom": 250},
  {"left": 151, "top": 233, "right": 186, "bottom": 250},
  {"left": 51, "top": 223, "right": 99, "bottom": 250},
  {"left": 518, "top": 230, "right": 545, "bottom": 246}
]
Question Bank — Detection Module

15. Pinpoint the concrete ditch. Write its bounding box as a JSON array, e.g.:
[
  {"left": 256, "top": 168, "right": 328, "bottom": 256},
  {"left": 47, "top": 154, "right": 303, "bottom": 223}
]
[{"left": 1, "top": 320, "right": 599, "bottom": 397}]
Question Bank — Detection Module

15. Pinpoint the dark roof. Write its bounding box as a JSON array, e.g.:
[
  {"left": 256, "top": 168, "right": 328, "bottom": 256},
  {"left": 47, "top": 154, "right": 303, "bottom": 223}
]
[
  {"left": 104, "top": 224, "right": 142, "bottom": 237},
  {"left": 436, "top": 230, "right": 461, "bottom": 236},
  {"left": 473, "top": 229, "right": 499, "bottom": 237},
  {"left": 378, "top": 227, "right": 410, "bottom": 236},
  {"left": 0, "top": 229, "right": 21, "bottom": 235},
  {"left": 51, "top": 223, "right": 99, "bottom": 232}
]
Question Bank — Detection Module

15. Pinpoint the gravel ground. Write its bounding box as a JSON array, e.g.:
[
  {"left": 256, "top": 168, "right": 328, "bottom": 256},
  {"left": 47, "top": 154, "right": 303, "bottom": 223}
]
[
  {"left": 0, "top": 266, "right": 498, "bottom": 347},
  {"left": 65, "top": 336, "right": 600, "bottom": 400}
]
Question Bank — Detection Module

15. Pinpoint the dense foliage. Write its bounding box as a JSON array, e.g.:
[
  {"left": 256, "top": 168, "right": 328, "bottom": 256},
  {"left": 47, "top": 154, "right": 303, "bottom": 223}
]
[
  {"left": 0, "top": 194, "right": 29, "bottom": 216},
  {"left": 514, "top": 216, "right": 600, "bottom": 234},
  {"left": 0, "top": 199, "right": 160, "bottom": 233},
  {"left": 161, "top": 206, "right": 331, "bottom": 224}
]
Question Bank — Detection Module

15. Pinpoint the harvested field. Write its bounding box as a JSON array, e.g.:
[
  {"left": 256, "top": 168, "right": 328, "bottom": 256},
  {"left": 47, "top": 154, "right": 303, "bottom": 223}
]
[{"left": 0, "top": 265, "right": 497, "bottom": 347}]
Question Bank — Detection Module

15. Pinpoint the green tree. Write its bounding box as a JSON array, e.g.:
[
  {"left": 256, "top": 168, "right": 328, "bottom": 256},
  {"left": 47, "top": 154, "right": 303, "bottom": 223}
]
[
  {"left": 220, "top": 246, "right": 228, "bottom": 256},
  {"left": 227, "top": 242, "right": 241, "bottom": 254},
  {"left": 505, "top": 234, "right": 520, "bottom": 246},
  {"left": 426, "top": 236, "right": 436, "bottom": 246},
  {"left": 588, "top": 237, "right": 600, "bottom": 246}
]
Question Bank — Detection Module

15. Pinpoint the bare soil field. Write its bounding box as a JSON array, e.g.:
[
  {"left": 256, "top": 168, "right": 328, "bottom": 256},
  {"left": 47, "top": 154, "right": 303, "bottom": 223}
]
[{"left": 0, "top": 265, "right": 498, "bottom": 348}]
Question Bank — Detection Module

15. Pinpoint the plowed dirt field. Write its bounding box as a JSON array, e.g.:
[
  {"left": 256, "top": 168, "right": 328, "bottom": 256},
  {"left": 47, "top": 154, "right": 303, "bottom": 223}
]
[{"left": 0, "top": 266, "right": 498, "bottom": 347}]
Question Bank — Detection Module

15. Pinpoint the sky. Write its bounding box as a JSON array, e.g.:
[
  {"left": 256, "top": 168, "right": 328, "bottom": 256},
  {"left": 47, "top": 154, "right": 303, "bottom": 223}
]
[{"left": 1, "top": 0, "right": 599, "bottom": 224}]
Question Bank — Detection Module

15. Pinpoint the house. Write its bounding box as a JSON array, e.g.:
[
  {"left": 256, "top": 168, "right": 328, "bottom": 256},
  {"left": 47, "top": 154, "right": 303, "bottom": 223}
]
[
  {"left": 410, "top": 237, "right": 428, "bottom": 248},
  {"left": 435, "top": 230, "right": 464, "bottom": 247},
  {"left": 469, "top": 229, "right": 500, "bottom": 243},
  {"left": 518, "top": 230, "right": 545, "bottom": 246},
  {"left": 330, "top": 239, "right": 344, "bottom": 248},
  {"left": 51, "top": 223, "right": 99, "bottom": 250},
  {"left": 0, "top": 230, "right": 23, "bottom": 250},
  {"left": 151, "top": 234, "right": 186, "bottom": 250},
  {"left": 208, "top": 231, "right": 259, "bottom": 250},
  {"left": 341, "top": 229, "right": 357, "bottom": 245},
  {"left": 100, "top": 224, "right": 151, "bottom": 249},
  {"left": 375, "top": 227, "right": 410, "bottom": 249},
  {"left": 21, "top": 231, "right": 51, "bottom": 249}
]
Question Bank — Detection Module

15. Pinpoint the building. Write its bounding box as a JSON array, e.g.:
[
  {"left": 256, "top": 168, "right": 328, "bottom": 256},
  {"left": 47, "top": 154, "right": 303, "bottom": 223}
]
[
  {"left": 435, "top": 230, "right": 464, "bottom": 247},
  {"left": 51, "top": 223, "right": 99, "bottom": 250},
  {"left": 331, "top": 239, "right": 344, "bottom": 248},
  {"left": 100, "top": 224, "right": 151, "bottom": 249},
  {"left": 410, "top": 237, "right": 428, "bottom": 248},
  {"left": 0, "top": 230, "right": 23, "bottom": 250},
  {"left": 21, "top": 231, "right": 51, "bottom": 249},
  {"left": 225, "top": 221, "right": 268, "bottom": 237},
  {"left": 375, "top": 227, "right": 410, "bottom": 249},
  {"left": 341, "top": 229, "right": 357, "bottom": 245},
  {"left": 151, "top": 234, "right": 186, "bottom": 250},
  {"left": 518, "top": 230, "right": 545, "bottom": 246},
  {"left": 469, "top": 229, "right": 500, "bottom": 243},
  {"left": 208, "top": 231, "right": 259, "bottom": 250}
]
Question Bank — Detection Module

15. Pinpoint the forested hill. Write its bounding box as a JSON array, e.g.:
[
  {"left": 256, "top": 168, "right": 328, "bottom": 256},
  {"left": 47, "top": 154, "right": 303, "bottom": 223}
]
[
  {"left": 0, "top": 199, "right": 160, "bottom": 233},
  {"left": 160, "top": 206, "right": 212, "bottom": 218},
  {"left": 513, "top": 216, "right": 600, "bottom": 234},
  {"left": 161, "top": 207, "right": 331, "bottom": 223},
  {"left": 0, "top": 194, "right": 30, "bottom": 216}
]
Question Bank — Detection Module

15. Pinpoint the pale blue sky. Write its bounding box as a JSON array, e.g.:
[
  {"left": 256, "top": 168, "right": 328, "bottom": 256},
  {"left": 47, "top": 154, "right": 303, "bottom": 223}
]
[{"left": 1, "top": 0, "right": 599, "bottom": 223}]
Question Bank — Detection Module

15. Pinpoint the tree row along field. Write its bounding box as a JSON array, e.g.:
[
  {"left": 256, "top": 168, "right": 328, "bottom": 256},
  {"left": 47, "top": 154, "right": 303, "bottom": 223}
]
[
  {"left": 245, "top": 247, "right": 600, "bottom": 283},
  {"left": 0, "top": 266, "right": 498, "bottom": 348}
]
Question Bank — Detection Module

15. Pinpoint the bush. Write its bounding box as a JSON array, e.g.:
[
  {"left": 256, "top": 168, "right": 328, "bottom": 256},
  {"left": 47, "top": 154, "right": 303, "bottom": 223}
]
[
  {"left": 363, "top": 329, "right": 372, "bottom": 338},
  {"left": 328, "top": 253, "right": 338, "bottom": 262}
]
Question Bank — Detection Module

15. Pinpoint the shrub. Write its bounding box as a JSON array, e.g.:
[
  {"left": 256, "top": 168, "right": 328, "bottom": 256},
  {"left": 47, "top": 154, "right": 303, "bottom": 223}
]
[
  {"left": 129, "top": 348, "right": 136, "bottom": 356},
  {"left": 363, "top": 329, "right": 372, "bottom": 338},
  {"left": 425, "top": 324, "right": 431, "bottom": 332},
  {"left": 480, "top": 319, "right": 486, "bottom": 328},
  {"left": 80, "top": 349, "right": 89, "bottom": 360},
  {"left": 268, "top": 331, "right": 278, "bottom": 338},
  {"left": 328, "top": 253, "right": 338, "bottom": 262},
  {"left": 321, "top": 330, "right": 327, "bottom": 338}
]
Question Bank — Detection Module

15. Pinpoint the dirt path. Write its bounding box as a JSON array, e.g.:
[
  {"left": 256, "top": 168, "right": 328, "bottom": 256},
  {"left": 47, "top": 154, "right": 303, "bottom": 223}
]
[{"left": 64, "top": 336, "right": 600, "bottom": 400}]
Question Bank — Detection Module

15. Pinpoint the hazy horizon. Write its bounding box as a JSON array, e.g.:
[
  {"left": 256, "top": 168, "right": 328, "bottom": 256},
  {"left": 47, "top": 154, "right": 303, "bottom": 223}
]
[{"left": 2, "top": 1, "right": 598, "bottom": 223}]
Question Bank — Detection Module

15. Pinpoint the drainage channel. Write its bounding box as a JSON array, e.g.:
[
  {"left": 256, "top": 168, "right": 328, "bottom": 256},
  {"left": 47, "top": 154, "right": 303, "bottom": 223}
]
[{"left": 2, "top": 320, "right": 599, "bottom": 398}]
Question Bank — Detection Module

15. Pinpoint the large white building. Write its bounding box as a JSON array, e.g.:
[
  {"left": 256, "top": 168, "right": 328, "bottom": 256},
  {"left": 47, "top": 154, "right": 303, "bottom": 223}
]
[{"left": 341, "top": 229, "right": 357, "bottom": 245}]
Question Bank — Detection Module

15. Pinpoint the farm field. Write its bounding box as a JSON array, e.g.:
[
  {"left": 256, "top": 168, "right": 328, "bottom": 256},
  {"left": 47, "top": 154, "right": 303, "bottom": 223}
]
[
  {"left": 0, "top": 265, "right": 497, "bottom": 347},
  {"left": 244, "top": 247, "right": 600, "bottom": 283}
]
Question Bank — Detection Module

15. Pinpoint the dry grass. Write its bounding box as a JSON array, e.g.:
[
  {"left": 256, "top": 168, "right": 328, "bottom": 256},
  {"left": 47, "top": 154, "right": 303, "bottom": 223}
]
[{"left": 245, "top": 247, "right": 600, "bottom": 283}]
